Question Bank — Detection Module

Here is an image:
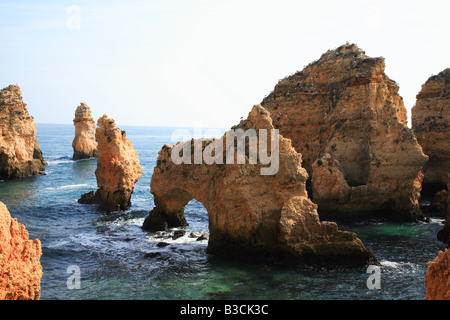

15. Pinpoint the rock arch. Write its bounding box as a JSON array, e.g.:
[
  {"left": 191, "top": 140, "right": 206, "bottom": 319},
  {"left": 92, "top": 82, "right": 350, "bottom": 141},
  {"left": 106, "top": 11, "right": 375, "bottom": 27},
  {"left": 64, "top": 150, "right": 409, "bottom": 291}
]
[{"left": 143, "top": 105, "right": 378, "bottom": 268}]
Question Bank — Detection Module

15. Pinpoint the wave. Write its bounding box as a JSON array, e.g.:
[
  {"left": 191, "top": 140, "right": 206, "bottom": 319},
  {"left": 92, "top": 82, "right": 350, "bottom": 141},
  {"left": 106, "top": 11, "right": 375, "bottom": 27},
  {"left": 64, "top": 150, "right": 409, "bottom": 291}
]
[
  {"left": 380, "top": 260, "right": 422, "bottom": 272},
  {"left": 44, "top": 183, "right": 89, "bottom": 190},
  {"left": 46, "top": 156, "right": 73, "bottom": 165}
]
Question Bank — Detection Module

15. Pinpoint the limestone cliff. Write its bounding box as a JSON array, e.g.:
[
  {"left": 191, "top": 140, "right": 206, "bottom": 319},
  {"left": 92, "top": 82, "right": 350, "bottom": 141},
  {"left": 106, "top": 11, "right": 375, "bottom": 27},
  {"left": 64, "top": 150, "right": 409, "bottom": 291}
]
[
  {"left": 0, "top": 202, "right": 42, "bottom": 300},
  {"left": 261, "top": 43, "right": 428, "bottom": 221},
  {"left": 412, "top": 68, "right": 449, "bottom": 190},
  {"left": 143, "top": 105, "right": 378, "bottom": 268},
  {"left": 72, "top": 103, "right": 98, "bottom": 160},
  {"left": 425, "top": 248, "right": 450, "bottom": 300},
  {"left": 0, "top": 85, "right": 46, "bottom": 179},
  {"left": 79, "top": 115, "right": 142, "bottom": 212}
]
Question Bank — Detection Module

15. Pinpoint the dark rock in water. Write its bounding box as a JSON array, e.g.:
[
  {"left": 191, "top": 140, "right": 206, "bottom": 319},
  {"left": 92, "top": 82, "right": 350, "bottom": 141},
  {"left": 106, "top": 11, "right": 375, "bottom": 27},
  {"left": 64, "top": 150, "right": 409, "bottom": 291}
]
[
  {"left": 142, "top": 207, "right": 168, "bottom": 232},
  {"left": 437, "top": 228, "right": 449, "bottom": 245},
  {"left": 144, "top": 252, "right": 161, "bottom": 258},
  {"left": 430, "top": 190, "right": 448, "bottom": 217},
  {"left": 188, "top": 232, "right": 198, "bottom": 238},
  {"left": 156, "top": 242, "right": 170, "bottom": 248},
  {"left": 172, "top": 230, "right": 186, "bottom": 240},
  {"left": 78, "top": 190, "right": 99, "bottom": 204},
  {"left": 196, "top": 233, "right": 209, "bottom": 241}
]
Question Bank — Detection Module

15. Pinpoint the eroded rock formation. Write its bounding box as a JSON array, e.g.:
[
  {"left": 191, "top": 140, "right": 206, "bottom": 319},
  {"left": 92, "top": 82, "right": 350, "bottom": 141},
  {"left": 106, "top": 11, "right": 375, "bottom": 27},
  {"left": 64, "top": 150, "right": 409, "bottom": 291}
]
[
  {"left": 0, "top": 85, "right": 46, "bottom": 179},
  {"left": 412, "top": 68, "right": 449, "bottom": 191},
  {"left": 143, "top": 105, "right": 378, "bottom": 267},
  {"left": 79, "top": 115, "right": 142, "bottom": 212},
  {"left": 0, "top": 202, "right": 42, "bottom": 300},
  {"left": 425, "top": 248, "right": 450, "bottom": 300},
  {"left": 261, "top": 43, "right": 428, "bottom": 221},
  {"left": 72, "top": 103, "right": 98, "bottom": 160}
]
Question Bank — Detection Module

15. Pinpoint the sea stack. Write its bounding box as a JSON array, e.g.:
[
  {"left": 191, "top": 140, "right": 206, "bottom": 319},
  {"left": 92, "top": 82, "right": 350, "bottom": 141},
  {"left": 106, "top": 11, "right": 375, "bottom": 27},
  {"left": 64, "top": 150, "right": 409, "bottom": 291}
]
[
  {"left": 0, "top": 202, "right": 42, "bottom": 300},
  {"left": 261, "top": 43, "right": 428, "bottom": 221},
  {"left": 72, "top": 103, "right": 98, "bottom": 160},
  {"left": 0, "top": 85, "right": 46, "bottom": 179},
  {"left": 412, "top": 68, "right": 449, "bottom": 191},
  {"left": 79, "top": 115, "right": 142, "bottom": 212},
  {"left": 412, "top": 69, "right": 449, "bottom": 242},
  {"left": 143, "top": 105, "right": 378, "bottom": 268},
  {"left": 425, "top": 248, "right": 450, "bottom": 300},
  {"left": 412, "top": 69, "right": 449, "bottom": 198}
]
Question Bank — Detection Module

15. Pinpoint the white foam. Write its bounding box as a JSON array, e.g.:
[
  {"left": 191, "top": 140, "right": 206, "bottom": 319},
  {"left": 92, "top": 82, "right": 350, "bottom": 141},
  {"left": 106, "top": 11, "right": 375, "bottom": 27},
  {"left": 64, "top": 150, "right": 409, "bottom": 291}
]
[
  {"left": 44, "top": 183, "right": 89, "bottom": 191},
  {"left": 380, "top": 260, "right": 400, "bottom": 268}
]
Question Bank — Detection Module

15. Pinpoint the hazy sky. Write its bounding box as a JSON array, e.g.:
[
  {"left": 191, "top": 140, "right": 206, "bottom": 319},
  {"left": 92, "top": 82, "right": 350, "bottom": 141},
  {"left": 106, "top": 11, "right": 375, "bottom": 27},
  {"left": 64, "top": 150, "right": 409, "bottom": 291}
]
[{"left": 1, "top": 0, "right": 449, "bottom": 128}]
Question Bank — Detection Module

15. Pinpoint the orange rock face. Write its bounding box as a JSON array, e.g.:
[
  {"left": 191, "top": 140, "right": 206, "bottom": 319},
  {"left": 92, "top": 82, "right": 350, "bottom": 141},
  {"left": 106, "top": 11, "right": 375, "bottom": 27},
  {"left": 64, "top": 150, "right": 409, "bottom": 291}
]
[
  {"left": 261, "top": 43, "right": 428, "bottom": 221},
  {"left": 412, "top": 69, "right": 449, "bottom": 189},
  {"left": 82, "top": 115, "right": 143, "bottom": 212},
  {"left": 0, "top": 202, "right": 42, "bottom": 300},
  {"left": 0, "top": 85, "right": 46, "bottom": 179},
  {"left": 143, "top": 105, "right": 378, "bottom": 267},
  {"left": 425, "top": 248, "right": 450, "bottom": 300},
  {"left": 72, "top": 103, "right": 98, "bottom": 160}
]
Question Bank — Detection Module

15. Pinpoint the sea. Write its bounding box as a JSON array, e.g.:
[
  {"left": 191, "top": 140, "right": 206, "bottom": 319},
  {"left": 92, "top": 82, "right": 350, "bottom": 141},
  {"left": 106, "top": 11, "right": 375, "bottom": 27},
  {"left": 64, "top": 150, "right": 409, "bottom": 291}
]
[{"left": 0, "top": 123, "right": 447, "bottom": 300}]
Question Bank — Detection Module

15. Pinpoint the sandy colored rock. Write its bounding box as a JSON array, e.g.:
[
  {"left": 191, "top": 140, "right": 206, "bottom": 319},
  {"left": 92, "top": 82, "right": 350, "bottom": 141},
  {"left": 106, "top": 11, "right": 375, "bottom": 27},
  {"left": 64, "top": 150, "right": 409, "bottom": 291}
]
[
  {"left": 143, "top": 105, "right": 378, "bottom": 267},
  {"left": 0, "top": 202, "right": 42, "bottom": 300},
  {"left": 425, "top": 248, "right": 450, "bottom": 300},
  {"left": 72, "top": 103, "right": 98, "bottom": 160},
  {"left": 261, "top": 43, "right": 428, "bottom": 221},
  {"left": 0, "top": 85, "right": 46, "bottom": 179},
  {"left": 79, "top": 115, "right": 142, "bottom": 212},
  {"left": 412, "top": 68, "right": 449, "bottom": 190}
]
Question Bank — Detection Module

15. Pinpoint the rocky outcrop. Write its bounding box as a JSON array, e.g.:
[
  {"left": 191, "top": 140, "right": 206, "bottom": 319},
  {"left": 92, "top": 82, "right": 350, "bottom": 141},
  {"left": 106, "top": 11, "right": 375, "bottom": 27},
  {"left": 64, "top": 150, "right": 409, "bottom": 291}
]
[
  {"left": 0, "top": 202, "right": 42, "bottom": 300},
  {"left": 143, "top": 105, "right": 378, "bottom": 268},
  {"left": 0, "top": 85, "right": 46, "bottom": 179},
  {"left": 261, "top": 43, "right": 428, "bottom": 221},
  {"left": 412, "top": 68, "right": 449, "bottom": 191},
  {"left": 72, "top": 103, "right": 98, "bottom": 160},
  {"left": 425, "top": 248, "right": 450, "bottom": 300},
  {"left": 79, "top": 115, "right": 142, "bottom": 212}
]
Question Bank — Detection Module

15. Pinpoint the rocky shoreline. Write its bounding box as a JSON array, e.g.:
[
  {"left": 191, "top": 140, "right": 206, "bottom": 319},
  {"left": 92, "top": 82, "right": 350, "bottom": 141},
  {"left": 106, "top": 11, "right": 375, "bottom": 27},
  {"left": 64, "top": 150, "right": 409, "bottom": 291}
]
[{"left": 0, "top": 43, "right": 448, "bottom": 299}]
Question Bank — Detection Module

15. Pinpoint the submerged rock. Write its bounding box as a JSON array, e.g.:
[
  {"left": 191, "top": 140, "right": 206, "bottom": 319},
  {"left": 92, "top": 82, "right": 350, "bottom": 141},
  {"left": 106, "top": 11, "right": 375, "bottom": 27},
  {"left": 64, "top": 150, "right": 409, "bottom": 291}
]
[
  {"left": 0, "top": 85, "right": 46, "bottom": 179},
  {"left": 143, "top": 105, "right": 378, "bottom": 268},
  {"left": 72, "top": 103, "right": 98, "bottom": 160},
  {"left": 0, "top": 202, "right": 42, "bottom": 300},
  {"left": 425, "top": 248, "right": 450, "bottom": 300},
  {"left": 261, "top": 43, "right": 428, "bottom": 221},
  {"left": 79, "top": 115, "right": 142, "bottom": 212}
]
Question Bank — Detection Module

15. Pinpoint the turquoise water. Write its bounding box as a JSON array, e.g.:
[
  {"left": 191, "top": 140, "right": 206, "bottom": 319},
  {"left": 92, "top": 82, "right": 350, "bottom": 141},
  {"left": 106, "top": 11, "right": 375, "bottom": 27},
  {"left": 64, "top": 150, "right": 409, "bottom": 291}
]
[{"left": 0, "top": 124, "right": 446, "bottom": 300}]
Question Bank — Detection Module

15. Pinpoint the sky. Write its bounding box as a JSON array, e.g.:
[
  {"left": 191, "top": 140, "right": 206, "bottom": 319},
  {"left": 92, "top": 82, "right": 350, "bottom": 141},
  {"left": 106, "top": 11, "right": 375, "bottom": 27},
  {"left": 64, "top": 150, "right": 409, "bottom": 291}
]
[{"left": 0, "top": 0, "right": 449, "bottom": 128}]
